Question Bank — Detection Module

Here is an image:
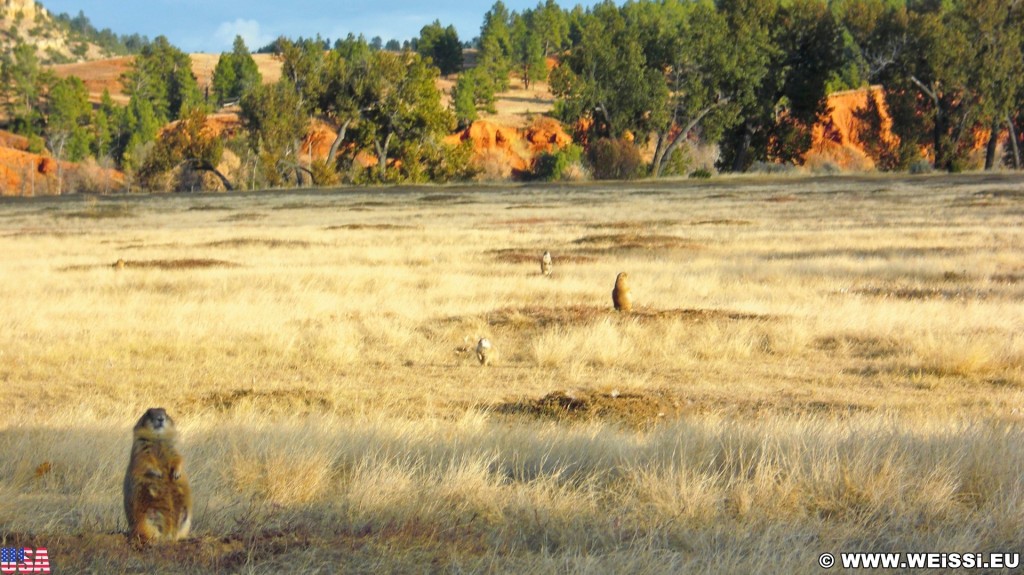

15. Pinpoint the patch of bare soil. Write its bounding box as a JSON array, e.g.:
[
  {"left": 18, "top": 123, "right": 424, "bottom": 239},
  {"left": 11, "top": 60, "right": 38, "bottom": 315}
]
[
  {"left": 219, "top": 212, "right": 267, "bottom": 222},
  {"left": 846, "top": 285, "right": 994, "bottom": 301},
  {"left": 417, "top": 193, "right": 477, "bottom": 204},
  {"left": 57, "top": 204, "right": 134, "bottom": 219},
  {"left": 690, "top": 219, "right": 754, "bottom": 226},
  {"left": 991, "top": 273, "right": 1023, "bottom": 284},
  {"left": 201, "top": 238, "right": 317, "bottom": 249},
  {"left": 0, "top": 530, "right": 302, "bottom": 574},
  {"left": 61, "top": 258, "right": 238, "bottom": 272},
  {"left": 325, "top": 223, "right": 420, "bottom": 231},
  {"left": 955, "top": 189, "right": 1024, "bottom": 207},
  {"left": 586, "top": 219, "right": 683, "bottom": 229},
  {"left": 571, "top": 233, "right": 702, "bottom": 253},
  {"left": 185, "top": 388, "right": 333, "bottom": 414},
  {"left": 348, "top": 201, "right": 390, "bottom": 209},
  {"left": 482, "top": 306, "right": 769, "bottom": 329},
  {"left": 487, "top": 248, "right": 597, "bottom": 265},
  {"left": 815, "top": 335, "right": 902, "bottom": 359},
  {"left": 770, "top": 246, "right": 967, "bottom": 261},
  {"left": 493, "top": 389, "right": 684, "bottom": 428},
  {"left": 186, "top": 204, "right": 233, "bottom": 211}
]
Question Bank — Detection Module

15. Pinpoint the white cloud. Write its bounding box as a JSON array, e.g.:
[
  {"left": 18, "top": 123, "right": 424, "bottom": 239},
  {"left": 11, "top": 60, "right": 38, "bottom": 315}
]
[{"left": 213, "top": 19, "right": 274, "bottom": 52}]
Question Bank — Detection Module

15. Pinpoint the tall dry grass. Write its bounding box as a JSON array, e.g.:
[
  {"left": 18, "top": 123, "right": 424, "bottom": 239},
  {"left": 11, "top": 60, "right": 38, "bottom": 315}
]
[{"left": 0, "top": 174, "right": 1022, "bottom": 573}]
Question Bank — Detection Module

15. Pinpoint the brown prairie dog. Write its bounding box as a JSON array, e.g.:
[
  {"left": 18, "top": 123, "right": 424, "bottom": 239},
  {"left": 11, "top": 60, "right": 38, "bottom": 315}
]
[
  {"left": 612, "top": 272, "right": 632, "bottom": 312},
  {"left": 123, "top": 407, "right": 192, "bottom": 545}
]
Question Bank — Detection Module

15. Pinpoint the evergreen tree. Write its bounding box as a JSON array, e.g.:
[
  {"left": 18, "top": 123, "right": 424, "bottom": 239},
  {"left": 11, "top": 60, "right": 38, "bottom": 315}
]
[
  {"left": 350, "top": 52, "right": 455, "bottom": 182},
  {"left": 416, "top": 20, "right": 463, "bottom": 76},
  {"left": 212, "top": 35, "right": 262, "bottom": 105},
  {"left": 477, "top": 1, "right": 513, "bottom": 94},
  {"left": 510, "top": 12, "right": 547, "bottom": 89},
  {"left": 44, "top": 76, "right": 92, "bottom": 193},
  {"left": 531, "top": 0, "right": 569, "bottom": 56},
  {"left": 122, "top": 35, "right": 202, "bottom": 123},
  {"left": 0, "top": 43, "right": 51, "bottom": 138},
  {"left": 240, "top": 80, "right": 308, "bottom": 187}
]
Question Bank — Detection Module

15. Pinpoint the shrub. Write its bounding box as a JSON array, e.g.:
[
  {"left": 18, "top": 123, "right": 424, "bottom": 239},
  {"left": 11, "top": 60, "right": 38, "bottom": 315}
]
[
  {"left": 810, "top": 161, "right": 842, "bottom": 175},
  {"left": 474, "top": 149, "right": 514, "bottom": 182},
  {"left": 689, "top": 168, "right": 713, "bottom": 179},
  {"left": 425, "top": 141, "right": 478, "bottom": 183},
  {"left": 586, "top": 137, "right": 643, "bottom": 180},
  {"left": 309, "top": 159, "right": 340, "bottom": 187},
  {"left": 909, "top": 159, "right": 934, "bottom": 175},
  {"left": 748, "top": 161, "right": 799, "bottom": 175},
  {"left": 532, "top": 144, "right": 584, "bottom": 181},
  {"left": 660, "top": 147, "right": 692, "bottom": 177}
]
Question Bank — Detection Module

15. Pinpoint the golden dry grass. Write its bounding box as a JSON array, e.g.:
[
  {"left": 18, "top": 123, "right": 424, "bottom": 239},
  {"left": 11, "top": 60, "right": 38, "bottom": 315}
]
[{"left": 1, "top": 174, "right": 1023, "bottom": 573}]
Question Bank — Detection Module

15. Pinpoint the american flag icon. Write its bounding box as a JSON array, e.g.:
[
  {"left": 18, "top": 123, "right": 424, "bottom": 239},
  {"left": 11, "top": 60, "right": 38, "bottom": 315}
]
[{"left": 0, "top": 547, "right": 50, "bottom": 573}]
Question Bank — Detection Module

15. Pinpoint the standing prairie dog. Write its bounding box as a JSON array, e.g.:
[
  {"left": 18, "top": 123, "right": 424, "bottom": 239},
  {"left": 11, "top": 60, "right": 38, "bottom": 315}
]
[
  {"left": 123, "top": 408, "right": 192, "bottom": 545},
  {"left": 476, "top": 337, "right": 494, "bottom": 366},
  {"left": 612, "top": 272, "right": 632, "bottom": 312},
  {"left": 541, "top": 251, "right": 553, "bottom": 276}
]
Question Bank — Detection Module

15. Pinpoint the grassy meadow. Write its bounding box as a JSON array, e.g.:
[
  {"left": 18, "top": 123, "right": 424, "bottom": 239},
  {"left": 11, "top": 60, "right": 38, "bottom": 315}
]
[{"left": 0, "top": 174, "right": 1023, "bottom": 573}]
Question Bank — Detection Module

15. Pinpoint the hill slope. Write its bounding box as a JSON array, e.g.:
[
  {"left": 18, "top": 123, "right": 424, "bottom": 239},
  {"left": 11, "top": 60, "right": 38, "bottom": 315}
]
[{"left": 0, "top": 0, "right": 119, "bottom": 63}]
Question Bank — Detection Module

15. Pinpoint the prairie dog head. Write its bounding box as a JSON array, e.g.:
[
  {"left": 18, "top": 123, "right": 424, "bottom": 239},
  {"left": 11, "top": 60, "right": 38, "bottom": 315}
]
[
  {"left": 133, "top": 408, "right": 177, "bottom": 440},
  {"left": 614, "top": 272, "right": 629, "bottom": 289}
]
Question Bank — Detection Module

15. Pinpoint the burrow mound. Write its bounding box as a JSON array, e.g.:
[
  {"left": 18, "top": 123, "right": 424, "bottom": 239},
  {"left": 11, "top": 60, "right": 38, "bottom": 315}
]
[
  {"left": 493, "top": 389, "right": 684, "bottom": 428},
  {"left": 571, "top": 233, "right": 702, "bottom": 252},
  {"left": 186, "top": 388, "right": 333, "bottom": 414},
  {"left": 484, "top": 305, "right": 770, "bottom": 329},
  {"left": 61, "top": 258, "right": 238, "bottom": 271},
  {"left": 487, "top": 248, "right": 597, "bottom": 265}
]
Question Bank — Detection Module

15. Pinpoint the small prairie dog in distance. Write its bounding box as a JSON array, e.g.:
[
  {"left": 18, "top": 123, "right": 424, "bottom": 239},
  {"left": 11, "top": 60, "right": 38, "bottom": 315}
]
[
  {"left": 123, "top": 407, "right": 192, "bottom": 545},
  {"left": 612, "top": 272, "right": 632, "bottom": 312},
  {"left": 476, "top": 337, "right": 494, "bottom": 366},
  {"left": 541, "top": 251, "right": 553, "bottom": 276}
]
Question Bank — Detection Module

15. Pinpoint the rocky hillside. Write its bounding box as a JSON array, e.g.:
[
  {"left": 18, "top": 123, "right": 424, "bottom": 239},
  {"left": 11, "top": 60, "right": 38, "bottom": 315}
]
[{"left": 0, "top": 0, "right": 115, "bottom": 63}]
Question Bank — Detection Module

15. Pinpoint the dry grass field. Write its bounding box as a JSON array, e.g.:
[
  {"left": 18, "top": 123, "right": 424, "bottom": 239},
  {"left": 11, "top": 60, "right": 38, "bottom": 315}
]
[{"left": 1, "top": 174, "right": 1023, "bottom": 573}]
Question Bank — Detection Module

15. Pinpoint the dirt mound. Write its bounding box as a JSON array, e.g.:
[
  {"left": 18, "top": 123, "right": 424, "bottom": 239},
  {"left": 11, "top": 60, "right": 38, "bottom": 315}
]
[
  {"left": 445, "top": 116, "right": 573, "bottom": 177},
  {"left": 0, "top": 147, "right": 48, "bottom": 195},
  {"left": 0, "top": 133, "right": 125, "bottom": 196},
  {"left": 807, "top": 86, "right": 897, "bottom": 171},
  {"left": 572, "top": 233, "right": 701, "bottom": 252},
  {"left": 524, "top": 116, "right": 572, "bottom": 154},
  {"left": 487, "top": 248, "right": 597, "bottom": 265},
  {"left": 0, "top": 130, "right": 30, "bottom": 151},
  {"left": 325, "top": 223, "right": 420, "bottom": 231},
  {"left": 188, "top": 388, "right": 333, "bottom": 414},
  {"left": 201, "top": 238, "right": 317, "bottom": 249},
  {"left": 60, "top": 258, "right": 238, "bottom": 272},
  {"left": 159, "top": 112, "right": 245, "bottom": 140},
  {"left": 483, "top": 305, "right": 768, "bottom": 329},
  {"left": 300, "top": 119, "right": 339, "bottom": 160},
  {"left": 494, "top": 389, "right": 683, "bottom": 428},
  {"left": 485, "top": 305, "right": 610, "bottom": 328}
]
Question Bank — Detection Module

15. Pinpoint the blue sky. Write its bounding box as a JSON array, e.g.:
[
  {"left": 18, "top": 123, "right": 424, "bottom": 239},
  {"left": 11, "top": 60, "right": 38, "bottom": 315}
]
[{"left": 37, "top": 1, "right": 584, "bottom": 53}]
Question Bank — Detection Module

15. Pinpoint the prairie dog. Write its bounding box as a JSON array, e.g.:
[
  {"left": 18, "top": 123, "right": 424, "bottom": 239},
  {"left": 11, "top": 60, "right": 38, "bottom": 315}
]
[
  {"left": 612, "top": 272, "right": 632, "bottom": 312},
  {"left": 476, "top": 338, "right": 494, "bottom": 366},
  {"left": 540, "top": 251, "right": 553, "bottom": 276},
  {"left": 123, "top": 408, "right": 192, "bottom": 545},
  {"left": 114, "top": 258, "right": 126, "bottom": 270}
]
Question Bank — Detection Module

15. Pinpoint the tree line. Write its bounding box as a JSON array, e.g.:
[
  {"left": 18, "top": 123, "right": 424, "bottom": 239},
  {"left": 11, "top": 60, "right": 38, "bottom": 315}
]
[{"left": 1, "top": 0, "right": 1023, "bottom": 194}]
